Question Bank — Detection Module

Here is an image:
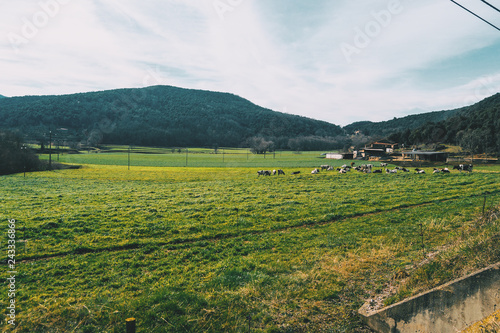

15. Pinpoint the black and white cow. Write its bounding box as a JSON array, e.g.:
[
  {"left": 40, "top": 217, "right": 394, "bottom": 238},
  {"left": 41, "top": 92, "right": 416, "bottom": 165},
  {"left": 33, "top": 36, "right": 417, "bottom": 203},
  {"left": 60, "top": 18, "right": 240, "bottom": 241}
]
[{"left": 453, "top": 164, "right": 473, "bottom": 172}]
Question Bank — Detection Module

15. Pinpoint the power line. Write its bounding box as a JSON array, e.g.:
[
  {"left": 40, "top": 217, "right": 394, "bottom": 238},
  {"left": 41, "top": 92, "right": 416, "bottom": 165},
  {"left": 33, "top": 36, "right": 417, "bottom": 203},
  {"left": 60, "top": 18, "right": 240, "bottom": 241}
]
[
  {"left": 479, "top": 0, "right": 500, "bottom": 13},
  {"left": 449, "top": 0, "right": 500, "bottom": 31}
]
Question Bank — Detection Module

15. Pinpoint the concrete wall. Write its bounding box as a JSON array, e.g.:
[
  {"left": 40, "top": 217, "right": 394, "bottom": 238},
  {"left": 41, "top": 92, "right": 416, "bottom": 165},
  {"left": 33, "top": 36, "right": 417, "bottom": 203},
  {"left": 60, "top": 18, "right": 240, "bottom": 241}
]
[{"left": 358, "top": 262, "right": 500, "bottom": 333}]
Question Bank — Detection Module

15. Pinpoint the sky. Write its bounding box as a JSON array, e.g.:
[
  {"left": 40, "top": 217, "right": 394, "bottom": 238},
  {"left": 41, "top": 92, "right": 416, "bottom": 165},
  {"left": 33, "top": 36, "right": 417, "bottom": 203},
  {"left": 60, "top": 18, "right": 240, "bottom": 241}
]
[{"left": 1, "top": 0, "right": 500, "bottom": 126}]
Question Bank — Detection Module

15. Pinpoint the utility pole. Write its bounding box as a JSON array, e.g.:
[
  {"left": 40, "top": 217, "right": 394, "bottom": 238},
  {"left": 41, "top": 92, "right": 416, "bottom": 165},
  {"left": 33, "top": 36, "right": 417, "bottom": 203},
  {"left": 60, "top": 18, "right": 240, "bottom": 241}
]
[
  {"left": 128, "top": 145, "right": 131, "bottom": 170},
  {"left": 21, "top": 144, "right": 27, "bottom": 177},
  {"left": 48, "top": 130, "right": 52, "bottom": 170}
]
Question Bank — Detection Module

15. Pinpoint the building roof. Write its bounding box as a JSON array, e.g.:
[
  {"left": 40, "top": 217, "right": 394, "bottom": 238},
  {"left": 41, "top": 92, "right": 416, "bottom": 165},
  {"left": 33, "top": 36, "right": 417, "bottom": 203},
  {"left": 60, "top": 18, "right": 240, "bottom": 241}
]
[{"left": 402, "top": 151, "right": 448, "bottom": 155}]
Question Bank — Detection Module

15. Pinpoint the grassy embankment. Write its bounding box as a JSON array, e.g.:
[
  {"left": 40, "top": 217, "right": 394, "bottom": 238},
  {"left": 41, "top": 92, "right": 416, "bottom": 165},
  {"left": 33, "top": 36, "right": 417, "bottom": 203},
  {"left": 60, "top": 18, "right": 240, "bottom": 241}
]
[{"left": 1, "top": 152, "right": 500, "bottom": 332}]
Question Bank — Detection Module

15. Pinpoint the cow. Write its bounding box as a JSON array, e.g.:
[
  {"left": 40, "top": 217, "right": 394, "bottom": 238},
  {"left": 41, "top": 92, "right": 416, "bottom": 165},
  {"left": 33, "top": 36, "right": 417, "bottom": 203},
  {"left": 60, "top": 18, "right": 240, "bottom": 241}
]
[
  {"left": 355, "top": 164, "right": 372, "bottom": 173},
  {"left": 311, "top": 168, "right": 320, "bottom": 174},
  {"left": 434, "top": 168, "right": 450, "bottom": 174},
  {"left": 277, "top": 169, "right": 285, "bottom": 175},
  {"left": 380, "top": 162, "right": 388, "bottom": 167},
  {"left": 415, "top": 168, "right": 425, "bottom": 174},
  {"left": 291, "top": 171, "right": 301, "bottom": 175},
  {"left": 320, "top": 165, "right": 331, "bottom": 170},
  {"left": 453, "top": 164, "right": 473, "bottom": 172},
  {"left": 257, "top": 170, "right": 272, "bottom": 176}
]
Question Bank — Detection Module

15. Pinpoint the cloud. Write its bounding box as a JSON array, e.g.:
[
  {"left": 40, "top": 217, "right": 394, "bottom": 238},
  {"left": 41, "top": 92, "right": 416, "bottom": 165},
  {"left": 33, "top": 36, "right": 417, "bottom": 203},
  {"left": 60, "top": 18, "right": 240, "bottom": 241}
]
[{"left": 0, "top": 0, "right": 499, "bottom": 126}]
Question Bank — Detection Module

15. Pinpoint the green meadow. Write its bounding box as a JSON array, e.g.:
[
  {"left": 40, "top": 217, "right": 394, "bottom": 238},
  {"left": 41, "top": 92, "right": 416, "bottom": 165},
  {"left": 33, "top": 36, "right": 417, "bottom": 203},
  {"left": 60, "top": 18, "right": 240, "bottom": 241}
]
[
  {"left": 42, "top": 148, "right": 326, "bottom": 168},
  {"left": 1, "top": 152, "right": 500, "bottom": 332}
]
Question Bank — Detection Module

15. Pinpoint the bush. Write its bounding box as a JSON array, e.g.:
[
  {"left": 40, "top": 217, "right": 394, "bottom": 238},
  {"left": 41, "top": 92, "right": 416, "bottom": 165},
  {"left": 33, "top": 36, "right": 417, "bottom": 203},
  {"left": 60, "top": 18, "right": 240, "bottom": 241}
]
[{"left": 0, "top": 131, "right": 44, "bottom": 175}]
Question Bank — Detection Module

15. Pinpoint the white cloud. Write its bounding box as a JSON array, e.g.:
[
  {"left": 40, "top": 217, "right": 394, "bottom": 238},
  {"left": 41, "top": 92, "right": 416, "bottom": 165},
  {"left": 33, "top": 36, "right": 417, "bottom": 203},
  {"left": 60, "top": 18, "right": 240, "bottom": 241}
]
[{"left": 0, "top": 0, "right": 499, "bottom": 126}]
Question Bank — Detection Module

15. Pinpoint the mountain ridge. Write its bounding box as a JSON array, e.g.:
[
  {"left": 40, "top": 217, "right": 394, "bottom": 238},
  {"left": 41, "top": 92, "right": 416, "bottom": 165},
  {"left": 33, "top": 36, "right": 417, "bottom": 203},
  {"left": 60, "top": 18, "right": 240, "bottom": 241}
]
[
  {"left": 387, "top": 93, "right": 500, "bottom": 154},
  {"left": 0, "top": 85, "right": 498, "bottom": 153},
  {"left": 343, "top": 109, "right": 461, "bottom": 137},
  {"left": 0, "top": 85, "right": 344, "bottom": 149}
]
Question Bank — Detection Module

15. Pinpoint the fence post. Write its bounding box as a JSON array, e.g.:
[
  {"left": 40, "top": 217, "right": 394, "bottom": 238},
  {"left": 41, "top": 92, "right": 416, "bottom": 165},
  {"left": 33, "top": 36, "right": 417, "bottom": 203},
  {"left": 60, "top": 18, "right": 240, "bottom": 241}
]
[
  {"left": 419, "top": 223, "right": 425, "bottom": 258},
  {"left": 126, "top": 318, "right": 136, "bottom": 333}
]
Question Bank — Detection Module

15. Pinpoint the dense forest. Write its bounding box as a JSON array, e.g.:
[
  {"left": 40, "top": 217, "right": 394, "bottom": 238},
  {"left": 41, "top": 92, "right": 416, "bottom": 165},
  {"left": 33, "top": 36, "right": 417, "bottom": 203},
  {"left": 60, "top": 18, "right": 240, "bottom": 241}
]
[
  {"left": 0, "top": 85, "right": 345, "bottom": 150},
  {"left": 0, "top": 86, "right": 499, "bottom": 154},
  {"left": 387, "top": 93, "right": 500, "bottom": 154},
  {"left": 343, "top": 109, "right": 459, "bottom": 137}
]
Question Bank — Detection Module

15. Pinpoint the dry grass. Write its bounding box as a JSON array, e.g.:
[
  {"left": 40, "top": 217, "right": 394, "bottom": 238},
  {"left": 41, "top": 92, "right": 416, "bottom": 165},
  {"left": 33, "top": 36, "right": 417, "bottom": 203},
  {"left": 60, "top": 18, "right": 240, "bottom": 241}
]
[
  {"left": 462, "top": 309, "right": 500, "bottom": 332},
  {"left": 381, "top": 204, "right": 500, "bottom": 308}
]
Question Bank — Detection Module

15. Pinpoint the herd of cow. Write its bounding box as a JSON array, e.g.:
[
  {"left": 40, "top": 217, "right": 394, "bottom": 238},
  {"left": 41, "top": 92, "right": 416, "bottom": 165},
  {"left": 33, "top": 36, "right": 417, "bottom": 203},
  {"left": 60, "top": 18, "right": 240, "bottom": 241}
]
[{"left": 257, "top": 163, "right": 474, "bottom": 176}]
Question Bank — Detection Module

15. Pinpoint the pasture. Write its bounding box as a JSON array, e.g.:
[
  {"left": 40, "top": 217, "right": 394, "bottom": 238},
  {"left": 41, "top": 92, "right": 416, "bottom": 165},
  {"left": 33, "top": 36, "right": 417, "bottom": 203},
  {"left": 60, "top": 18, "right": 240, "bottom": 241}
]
[
  {"left": 1, "top": 153, "right": 500, "bottom": 332},
  {"left": 41, "top": 148, "right": 326, "bottom": 168}
]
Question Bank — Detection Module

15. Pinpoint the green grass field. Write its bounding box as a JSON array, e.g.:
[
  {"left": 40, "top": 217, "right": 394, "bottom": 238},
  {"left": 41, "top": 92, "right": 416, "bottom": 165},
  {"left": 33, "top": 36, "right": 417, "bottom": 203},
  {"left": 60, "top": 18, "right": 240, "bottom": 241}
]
[
  {"left": 40, "top": 149, "right": 328, "bottom": 168},
  {"left": 2, "top": 153, "right": 500, "bottom": 332}
]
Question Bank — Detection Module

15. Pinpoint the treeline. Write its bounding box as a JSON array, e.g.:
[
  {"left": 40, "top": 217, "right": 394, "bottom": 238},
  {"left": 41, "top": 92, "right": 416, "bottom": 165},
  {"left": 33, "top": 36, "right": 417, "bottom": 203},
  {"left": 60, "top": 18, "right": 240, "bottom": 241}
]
[
  {"left": 344, "top": 109, "right": 459, "bottom": 137},
  {"left": 0, "top": 85, "right": 344, "bottom": 151},
  {"left": 2, "top": 85, "right": 498, "bottom": 154},
  {"left": 387, "top": 93, "right": 500, "bottom": 154},
  {"left": 0, "top": 131, "right": 43, "bottom": 175}
]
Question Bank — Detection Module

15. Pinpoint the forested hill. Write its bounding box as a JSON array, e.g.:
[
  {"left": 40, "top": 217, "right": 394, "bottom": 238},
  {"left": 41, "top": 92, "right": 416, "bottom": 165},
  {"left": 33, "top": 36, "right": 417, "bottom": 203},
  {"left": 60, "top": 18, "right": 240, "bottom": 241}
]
[
  {"left": 0, "top": 85, "right": 344, "bottom": 149},
  {"left": 343, "top": 109, "right": 460, "bottom": 137},
  {"left": 388, "top": 93, "right": 500, "bottom": 154}
]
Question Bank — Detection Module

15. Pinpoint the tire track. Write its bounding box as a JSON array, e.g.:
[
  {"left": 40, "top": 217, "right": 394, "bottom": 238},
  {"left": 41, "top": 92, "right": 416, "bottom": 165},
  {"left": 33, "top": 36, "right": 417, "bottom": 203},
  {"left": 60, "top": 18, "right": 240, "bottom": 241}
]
[{"left": 18, "top": 190, "right": 500, "bottom": 262}]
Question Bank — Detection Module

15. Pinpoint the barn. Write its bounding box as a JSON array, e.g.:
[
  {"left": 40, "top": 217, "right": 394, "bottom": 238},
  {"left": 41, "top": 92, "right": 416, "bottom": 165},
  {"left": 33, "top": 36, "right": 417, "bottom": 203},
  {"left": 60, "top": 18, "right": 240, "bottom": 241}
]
[
  {"left": 326, "top": 153, "right": 355, "bottom": 160},
  {"left": 401, "top": 151, "right": 449, "bottom": 162}
]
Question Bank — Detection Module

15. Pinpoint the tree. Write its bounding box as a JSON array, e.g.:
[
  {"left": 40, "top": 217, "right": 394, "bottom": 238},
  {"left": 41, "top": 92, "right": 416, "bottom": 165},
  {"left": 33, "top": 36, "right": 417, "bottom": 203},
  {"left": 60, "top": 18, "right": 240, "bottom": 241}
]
[
  {"left": 0, "top": 131, "right": 43, "bottom": 175},
  {"left": 247, "top": 136, "right": 273, "bottom": 154},
  {"left": 459, "top": 129, "right": 487, "bottom": 157}
]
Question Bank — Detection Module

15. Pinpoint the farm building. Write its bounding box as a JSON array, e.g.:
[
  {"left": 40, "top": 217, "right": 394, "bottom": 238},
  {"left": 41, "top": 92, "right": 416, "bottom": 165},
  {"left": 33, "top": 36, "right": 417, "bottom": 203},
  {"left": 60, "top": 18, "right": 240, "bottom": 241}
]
[
  {"left": 357, "top": 141, "right": 400, "bottom": 158},
  {"left": 360, "top": 148, "right": 387, "bottom": 158},
  {"left": 326, "top": 152, "right": 355, "bottom": 160},
  {"left": 401, "top": 151, "right": 449, "bottom": 162},
  {"left": 366, "top": 141, "right": 399, "bottom": 153}
]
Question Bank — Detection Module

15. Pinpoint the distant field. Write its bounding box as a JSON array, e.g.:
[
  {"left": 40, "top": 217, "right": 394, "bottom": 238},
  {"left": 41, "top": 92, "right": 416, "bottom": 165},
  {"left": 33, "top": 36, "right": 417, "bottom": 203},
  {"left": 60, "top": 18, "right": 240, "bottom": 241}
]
[
  {"left": 1, "top": 157, "right": 500, "bottom": 331},
  {"left": 40, "top": 149, "right": 335, "bottom": 168}
]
